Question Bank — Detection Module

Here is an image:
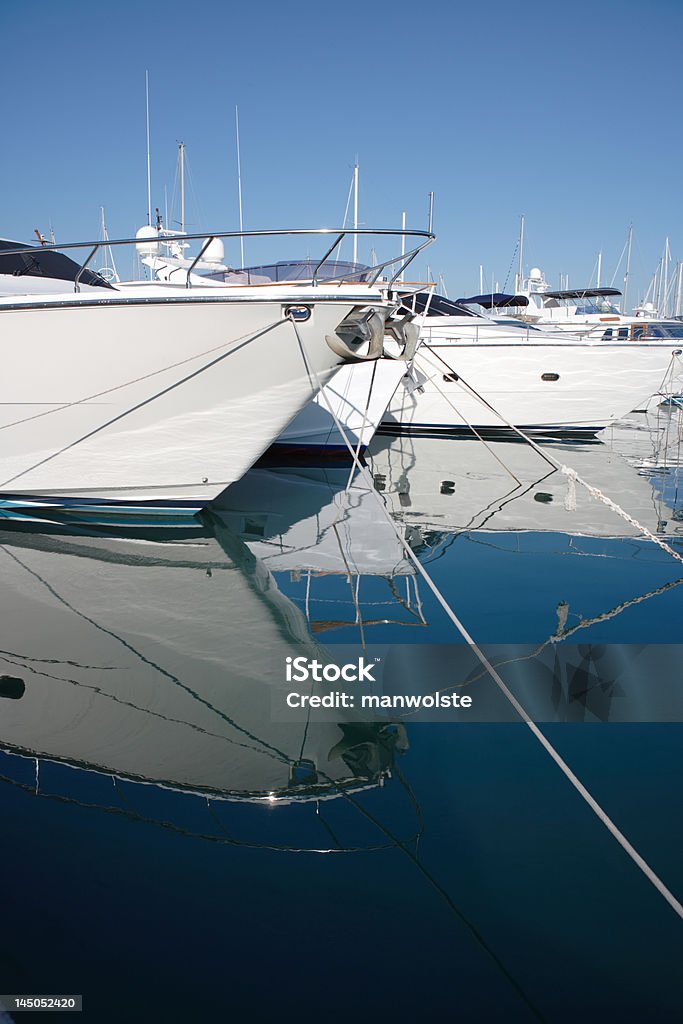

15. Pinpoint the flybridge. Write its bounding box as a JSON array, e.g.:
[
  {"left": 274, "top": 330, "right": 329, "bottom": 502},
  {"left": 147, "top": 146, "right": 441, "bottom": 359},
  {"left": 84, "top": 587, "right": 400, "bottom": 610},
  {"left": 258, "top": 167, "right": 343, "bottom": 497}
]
[
  {"left": 543, "top": 287, "right": 622, "bottom": 300},
  {"left": 456, "top": 292, "right": 530, "bottom": 308}
]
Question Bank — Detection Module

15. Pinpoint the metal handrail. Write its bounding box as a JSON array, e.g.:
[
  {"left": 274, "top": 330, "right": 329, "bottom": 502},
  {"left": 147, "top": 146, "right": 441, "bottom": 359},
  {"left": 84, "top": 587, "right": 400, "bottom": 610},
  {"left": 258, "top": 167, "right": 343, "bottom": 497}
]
[
  {"left": 73, "top": 245, "right": 98, "bottom": 293},
  {"left": 1, "top": 227, "right": 435, "bottom": 293},
  {"left": 311, "top": 232, "right": 345, "bottom": 285}
]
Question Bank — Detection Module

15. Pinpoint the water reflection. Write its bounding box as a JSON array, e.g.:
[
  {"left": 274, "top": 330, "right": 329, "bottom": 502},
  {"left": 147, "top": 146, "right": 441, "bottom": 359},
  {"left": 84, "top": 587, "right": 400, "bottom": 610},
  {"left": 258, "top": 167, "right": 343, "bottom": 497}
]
[
  {"left": 0, "top": 478, "right": 416, "bottom": 853},
  {"left": 366, "top": 419, "right": 683, "bottom": 539},
  {"left": 1, "top": 419, "right": 682, "bottom": 1021},
  {"left": 1, "top": 422, "right": 682, "bottom": 819}
]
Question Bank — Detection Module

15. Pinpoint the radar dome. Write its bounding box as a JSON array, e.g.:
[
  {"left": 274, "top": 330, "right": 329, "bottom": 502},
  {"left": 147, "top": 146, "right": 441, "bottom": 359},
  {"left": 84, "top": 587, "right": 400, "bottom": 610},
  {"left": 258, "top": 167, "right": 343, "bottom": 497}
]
[
  {"left": 201, "top": 237, "right": 225, "bottom": 265},
  {"left": 529, "top": 267, "right": 543, "bottom": 279},
  {"left": 135, "top": 225, "right": 160, "bottom": 256}
]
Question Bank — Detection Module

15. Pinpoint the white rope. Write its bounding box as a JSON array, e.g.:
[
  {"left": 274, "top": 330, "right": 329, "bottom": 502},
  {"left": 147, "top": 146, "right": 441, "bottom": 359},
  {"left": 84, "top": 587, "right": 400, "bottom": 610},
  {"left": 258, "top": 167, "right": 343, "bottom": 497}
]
[
  {"left": 560, "top": 465, "right": 683, "bottom": 564},
  {"left": 564, "top": 471, "right": 577, "bottom": 512},
  {"left": 290, "top": 321, "right": 683, "bottom": 921},
  {"left": 346, "top": 358, "right": 378, "bottom": 492}
]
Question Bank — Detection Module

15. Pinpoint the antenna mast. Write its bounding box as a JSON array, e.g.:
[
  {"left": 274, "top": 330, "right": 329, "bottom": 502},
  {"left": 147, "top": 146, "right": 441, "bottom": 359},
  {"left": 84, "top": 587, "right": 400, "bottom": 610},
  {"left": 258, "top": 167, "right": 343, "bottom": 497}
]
[
  {"left": 145, "top": 71, "right": 152, "bottom": 227},
  {"left": 179, "top": 142, "right": 185, "bottom": 233},
  {"left": 235, "top": 106, "right": 245, "bottom": 267}
]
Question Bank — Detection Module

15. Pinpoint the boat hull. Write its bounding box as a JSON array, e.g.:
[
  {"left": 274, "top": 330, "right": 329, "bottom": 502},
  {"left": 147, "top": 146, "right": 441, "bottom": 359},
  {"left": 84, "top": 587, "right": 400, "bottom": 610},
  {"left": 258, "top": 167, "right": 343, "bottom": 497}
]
[
  {"left": 381, "top": 339, "right": 681, "bottom": 435},
  {"left": 274, "top": 360, "right": 407, "bottom": 452},
  {"left": 0, "top": 293, "right": 370, "bottom": 511}
]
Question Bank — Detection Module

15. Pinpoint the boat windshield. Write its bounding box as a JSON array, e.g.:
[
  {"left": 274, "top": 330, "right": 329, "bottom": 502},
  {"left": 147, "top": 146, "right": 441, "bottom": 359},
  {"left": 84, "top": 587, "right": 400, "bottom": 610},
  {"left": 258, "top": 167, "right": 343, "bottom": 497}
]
[
  {"left": 206, "top": 259, "right": 371, "bottom": 285},
  {"left": 397, "top": 292, "right": 481, "bottom": 318},
  {"left": 538, "top": 294, "right": 620, "bottom": 314}
]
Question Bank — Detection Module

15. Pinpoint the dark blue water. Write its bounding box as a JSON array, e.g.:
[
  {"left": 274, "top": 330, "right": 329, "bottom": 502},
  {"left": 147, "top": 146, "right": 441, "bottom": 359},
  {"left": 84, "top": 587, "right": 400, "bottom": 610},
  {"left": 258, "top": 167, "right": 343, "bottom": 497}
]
[{"left": 1, "top": 428, "right": 681, "bottom": 1022}]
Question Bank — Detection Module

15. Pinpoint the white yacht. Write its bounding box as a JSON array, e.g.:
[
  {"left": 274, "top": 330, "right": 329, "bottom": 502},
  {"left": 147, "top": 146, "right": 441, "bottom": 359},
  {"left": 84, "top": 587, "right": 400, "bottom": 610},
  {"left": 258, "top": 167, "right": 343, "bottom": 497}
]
[
  {"left": 0, "top": 228, "right": 429, "bottom": 516},
  {"left": 483, "top": 267, "right": 683, "bottom": 343},
  {"left": 143, "top": 249, "right": 420, "bottom": 454},
  {"left": 379, "top": 292, "right": 683, "bottom": 437}
]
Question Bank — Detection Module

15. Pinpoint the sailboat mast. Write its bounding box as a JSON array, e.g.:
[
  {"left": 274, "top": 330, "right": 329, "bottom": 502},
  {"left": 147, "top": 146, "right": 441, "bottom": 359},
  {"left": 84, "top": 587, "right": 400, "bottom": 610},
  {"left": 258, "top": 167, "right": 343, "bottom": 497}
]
[
  {"left": 515, "top": 214, "right": 524, "bottom": 292},
  {"left": 352, "top": 161, "right": 359, "bottom": 265},
  {"left": 99, "top": 206, "right": 118, "bottom": 281},
  {"left": 656, "top": 255, "right": 663, "bottom": 311},
  {"left": 623, "top": 224, "right": 632, "bottom": 314},
  {"left": 663, "top": 237, "right": 670, "bottom": 316},
  {"left": 145, "top": 71, "right": 152, "bottom": 227},
  {"left": 596, "top": 251, "right": 602, "bottom": 288},
  {"left": 400, "top": 209, "right": 406, "bottom": 283},
  {"left": 235, "top": 106, "right": 245, "bottom": 268}
]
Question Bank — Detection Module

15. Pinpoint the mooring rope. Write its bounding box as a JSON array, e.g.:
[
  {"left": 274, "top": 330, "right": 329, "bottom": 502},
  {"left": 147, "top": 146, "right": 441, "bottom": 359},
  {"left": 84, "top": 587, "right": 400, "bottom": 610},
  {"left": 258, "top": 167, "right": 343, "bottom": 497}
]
[
  {"left": 290, "top": 321, "right": 683, "bottom": 922},
  {"left": 421, "top": 346, "right": 683, "bottom": 567}
]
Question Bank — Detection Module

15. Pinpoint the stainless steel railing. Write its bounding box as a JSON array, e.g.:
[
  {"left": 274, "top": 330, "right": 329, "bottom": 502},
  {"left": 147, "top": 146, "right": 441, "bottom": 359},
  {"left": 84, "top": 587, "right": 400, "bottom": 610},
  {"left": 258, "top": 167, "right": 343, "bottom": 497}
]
[{"left": 1, "top": 227, "right": 435, "bottom": 292}]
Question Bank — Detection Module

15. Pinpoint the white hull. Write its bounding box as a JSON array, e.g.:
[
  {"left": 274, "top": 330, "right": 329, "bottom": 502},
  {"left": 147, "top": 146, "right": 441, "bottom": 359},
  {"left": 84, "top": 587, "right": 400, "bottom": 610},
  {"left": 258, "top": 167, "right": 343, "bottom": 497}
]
[
  {"left": 382, "top": 337, "right": 681, "bottom": 435},
  {"left": 0, "top": 289, "right": 377, "bottom": 509},
  {"left": 274, "top": 360, "right": 407, "bottom": 451}
]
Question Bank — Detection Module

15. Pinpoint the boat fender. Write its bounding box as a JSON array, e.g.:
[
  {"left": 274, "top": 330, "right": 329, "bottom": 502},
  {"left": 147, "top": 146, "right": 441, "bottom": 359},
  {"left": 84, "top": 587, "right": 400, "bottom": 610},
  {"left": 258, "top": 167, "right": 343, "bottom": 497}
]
[{"left": 0, "top": 675, "right": 25, "bottom": 699}]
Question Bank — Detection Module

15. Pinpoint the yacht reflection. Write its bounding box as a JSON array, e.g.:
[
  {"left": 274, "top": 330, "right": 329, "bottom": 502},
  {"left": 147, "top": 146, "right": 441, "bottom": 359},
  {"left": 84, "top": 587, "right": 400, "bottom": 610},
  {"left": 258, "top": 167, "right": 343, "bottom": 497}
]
[
  {"left": 0, "top": 472, "right": 415, "bottom": 836},
  {"left": 213, "top": 464, "right": 427, "bottom": 634},
  {"left": 367, "top": 431, "right": 683, "bottom": 539}
]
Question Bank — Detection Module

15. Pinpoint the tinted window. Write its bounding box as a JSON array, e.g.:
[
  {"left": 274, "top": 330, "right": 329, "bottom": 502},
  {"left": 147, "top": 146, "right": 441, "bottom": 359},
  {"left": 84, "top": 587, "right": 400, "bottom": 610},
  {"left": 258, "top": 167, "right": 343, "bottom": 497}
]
[{"left": 398, "top": 291, "right": 478, "bottom": 318}]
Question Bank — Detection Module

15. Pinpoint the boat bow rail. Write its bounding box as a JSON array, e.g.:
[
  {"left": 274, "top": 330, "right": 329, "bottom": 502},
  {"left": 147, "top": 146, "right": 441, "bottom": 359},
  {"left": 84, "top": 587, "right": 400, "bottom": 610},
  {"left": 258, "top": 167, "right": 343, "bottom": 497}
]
[{"left": 0, "top": 226, "right": 435, "bottom": 293}]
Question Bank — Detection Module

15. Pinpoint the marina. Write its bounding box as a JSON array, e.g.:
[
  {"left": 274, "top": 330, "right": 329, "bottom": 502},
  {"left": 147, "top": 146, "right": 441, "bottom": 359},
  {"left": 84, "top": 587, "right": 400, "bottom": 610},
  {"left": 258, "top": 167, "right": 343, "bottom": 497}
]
[{"left": 1, "top": 2, "right": 682, "bottom": 1020}]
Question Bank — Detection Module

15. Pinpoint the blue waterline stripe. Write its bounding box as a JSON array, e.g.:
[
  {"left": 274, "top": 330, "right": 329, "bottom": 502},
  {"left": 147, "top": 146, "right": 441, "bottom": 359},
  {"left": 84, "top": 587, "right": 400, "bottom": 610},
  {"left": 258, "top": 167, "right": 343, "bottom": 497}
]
[{"left": 376, "top": 423, "right": 603, "bottom": 436}]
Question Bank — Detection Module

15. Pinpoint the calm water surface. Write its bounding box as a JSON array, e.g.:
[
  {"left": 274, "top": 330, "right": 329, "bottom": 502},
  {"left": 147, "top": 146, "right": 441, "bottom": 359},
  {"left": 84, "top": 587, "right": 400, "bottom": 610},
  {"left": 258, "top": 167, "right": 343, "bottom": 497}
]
[{"left": 1, "top": 412, "right": 682, "bottom": 1022}]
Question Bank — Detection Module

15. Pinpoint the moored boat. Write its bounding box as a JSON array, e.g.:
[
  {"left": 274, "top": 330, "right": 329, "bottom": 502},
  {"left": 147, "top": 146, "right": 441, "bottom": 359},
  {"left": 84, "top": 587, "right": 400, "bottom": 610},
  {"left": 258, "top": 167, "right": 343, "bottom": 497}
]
[
  {"left": 0, "top": 227, "right": 431, "bottom": 515},
  {"left": 379, "top": 292, "right": 683, "bottom": 437}
]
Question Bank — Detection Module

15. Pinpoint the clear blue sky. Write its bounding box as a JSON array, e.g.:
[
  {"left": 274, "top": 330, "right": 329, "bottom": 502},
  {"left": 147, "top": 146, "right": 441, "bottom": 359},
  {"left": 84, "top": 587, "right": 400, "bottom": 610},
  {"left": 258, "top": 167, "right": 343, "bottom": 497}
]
[{"left": 2, "top": 0, "right": 681, "bottom": 301}]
